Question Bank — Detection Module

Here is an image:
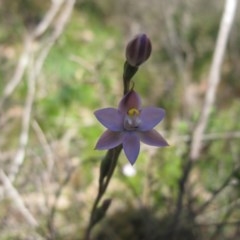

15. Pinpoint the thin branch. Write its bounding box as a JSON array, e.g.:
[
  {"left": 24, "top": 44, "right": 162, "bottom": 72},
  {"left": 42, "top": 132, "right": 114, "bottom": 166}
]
[
  {"left": 170, "top": 2, "right": 238, "bottom": 237},
  {"left": 0, "top": 37, "right": 31, "bottom": 108},
  {"left": 173, "top": 131, "right": 240, "bottom": 143},
  {"left": 190, "top": 0, "right": 238, "bottom": 161},
  {"left": 8, "top": 51, "right": 36, "bottom": 182},
  {"left": 47, "top": 165, "right": 76, "bottom": 240},
  {"left": 38, "top": 0, "right": 76, "bottom": 57},
  {"left": 32, "top": 120, "right": 55, "bottom": 178},
  {"left": 210, "top": 203, "right": 235, "bottom": 240},
  {"left": 0, "top": 170, "right": 39, "bottom": 227},
  {"left": 33, "top": 0, "right": 65, "bottom": 38},
  {"left": 193, "top": 220, "right": 240, "bottom": 227},
  {"left": 196, "top": 165, "right": 240, "bottom": 215},
  {"left": 167, "top": 158, "right": 193, "bottom": 239},
  {"left": 0, "top": 0, "right": 65, "bottom": 108},
  {"left": 69, "top": 55, "right": 95, "bottom": 73},
  {"left": 8, "top": 0, "right": 76, "bottom": 183}
]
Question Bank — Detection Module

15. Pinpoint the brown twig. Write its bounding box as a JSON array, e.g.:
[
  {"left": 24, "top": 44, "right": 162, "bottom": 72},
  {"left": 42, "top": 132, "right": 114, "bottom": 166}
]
[
  {"left": 0, "top": 0, "right": 65, "bottom": 108},
  {"left": 173, "top": 131, "right": 240, "bottom": 143},
  {"left": 7, "top": 0, "right": 76, "bottom": 183},
  {"left": 196, "top": 165, "right": 240, "bottom": 215},
  {"left": 8, "top": 49, "right": 36, "bottom": 182},
  {"left": 190, "top": 0, "right": 238, "bottom": 161},
  {"left": 0, "top": 170, "right": 39, "bottom": 228},
  {"left": 170, "top": 1, "right": 238, "bottom": 238},
  {"left": 47, "top": 165, "right": 76, "bottom": 240},
  {"left": 32, "top": 120, "right": 55, "bottom": 177},
  {"left": 0, "top": 1, "right": 76, "bottom": 238}
]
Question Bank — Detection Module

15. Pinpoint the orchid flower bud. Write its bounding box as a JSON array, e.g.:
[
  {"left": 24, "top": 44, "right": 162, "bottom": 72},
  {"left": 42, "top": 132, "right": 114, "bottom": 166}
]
[{"left": 125, "top": 33, "right": 152, "bottom": 67}]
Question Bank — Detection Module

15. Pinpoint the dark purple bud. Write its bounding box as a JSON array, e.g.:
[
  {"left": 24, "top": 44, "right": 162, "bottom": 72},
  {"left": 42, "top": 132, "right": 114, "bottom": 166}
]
[{"left": 125, "top": 33, "right": 152, "bottom": 67}]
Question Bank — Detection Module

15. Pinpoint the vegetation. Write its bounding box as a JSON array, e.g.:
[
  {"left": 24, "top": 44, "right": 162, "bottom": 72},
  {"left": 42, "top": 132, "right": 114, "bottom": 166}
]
[{"left": 0, "top": 0, "right": 240, "bottom": 239}]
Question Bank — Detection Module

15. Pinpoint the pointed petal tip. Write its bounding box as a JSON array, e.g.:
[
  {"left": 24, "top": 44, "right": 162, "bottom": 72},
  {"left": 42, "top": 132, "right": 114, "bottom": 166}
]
[
  {"left": 139, "top": 129, "right": 169, "bottom": 147},
  {"left": 128, "top": 158, "right": 137, "bottom": 165},
  {"left": 95, "top": 130, "right": 123, "bottom": 150},
  {"left": 123, "top": 133, "right": 140, "bottom": 165},
  {"left": 158, "top": 139, "right": 170, "bottom": 147},
  {"left": 126, "top": 155, "right": 138, "bottom": 165}
]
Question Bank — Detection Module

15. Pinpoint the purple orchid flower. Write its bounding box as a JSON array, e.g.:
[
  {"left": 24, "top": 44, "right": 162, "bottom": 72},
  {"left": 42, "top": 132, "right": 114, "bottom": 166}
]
[{"left": 94, "top": 90, "right": 169, "bottom": 165}]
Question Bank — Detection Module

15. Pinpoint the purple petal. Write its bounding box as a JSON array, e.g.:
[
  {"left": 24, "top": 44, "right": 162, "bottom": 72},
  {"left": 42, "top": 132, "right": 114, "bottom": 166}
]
[
  {"left": 95, "top": 130, "right": 123, "bottom": 150},
  {"left": 139, "top": 107, "right": 165, "bottom": 131},
  {"left": 139, "top": 129, "right": 169, "bottom": 147},
  {"left": 122, "top": 133, "right": 140, "bottom": 165},
  {"left": 118, "top": 90, "right": 141, "bottom": 113},
  {"left": 94, "top": 108, "right": 123, "bottom": 131}
]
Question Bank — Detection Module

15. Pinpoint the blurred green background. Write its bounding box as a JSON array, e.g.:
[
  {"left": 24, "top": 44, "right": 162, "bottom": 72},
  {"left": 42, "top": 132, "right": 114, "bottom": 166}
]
[{"left": 0, "top": 0, "right": 240, "bottom": 239}]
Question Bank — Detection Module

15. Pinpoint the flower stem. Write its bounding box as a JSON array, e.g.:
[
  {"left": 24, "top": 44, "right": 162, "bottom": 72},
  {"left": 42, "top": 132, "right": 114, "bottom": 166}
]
[
  {"left": 123, "top": 61, "right": 138, "bottom": 94},
  {"left": 84, "top": 59, "right": 138, "bottom": 239},
  {"left": 84, "top": 147, "right": 122, "bottom": 240}
]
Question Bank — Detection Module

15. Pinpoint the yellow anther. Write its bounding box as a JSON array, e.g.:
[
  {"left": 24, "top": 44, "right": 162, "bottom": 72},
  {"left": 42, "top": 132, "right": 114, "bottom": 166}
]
[{"left": 128, "top": 108, "right": 139, "bottom": 116}]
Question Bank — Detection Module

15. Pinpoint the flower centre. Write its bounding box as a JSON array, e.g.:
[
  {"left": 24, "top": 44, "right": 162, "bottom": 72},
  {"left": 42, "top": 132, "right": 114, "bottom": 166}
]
[
  {"left": 128, "top": 108, "right": 139, "bottom": 116},
  {"left": 124, "top": 108, "right": 141, "bottom": 131}
]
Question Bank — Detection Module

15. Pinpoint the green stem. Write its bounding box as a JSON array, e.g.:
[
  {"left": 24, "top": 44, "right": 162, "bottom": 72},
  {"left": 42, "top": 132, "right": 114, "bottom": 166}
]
[
  {"left": 84, "top": 61, "right": 138, "bottom": 239},
  {"left": 84, "top": 147, "right": 122, "bottom": 240},
  {"left": 123, "top": 61, "right": 138, "bottom": 94}
]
